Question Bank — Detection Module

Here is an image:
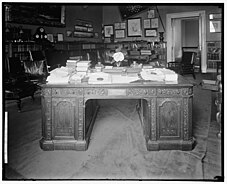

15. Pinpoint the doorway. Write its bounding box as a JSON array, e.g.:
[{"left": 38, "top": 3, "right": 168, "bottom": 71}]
[{"left": 166, "top": 11, "right": 207, "bottom": 73}]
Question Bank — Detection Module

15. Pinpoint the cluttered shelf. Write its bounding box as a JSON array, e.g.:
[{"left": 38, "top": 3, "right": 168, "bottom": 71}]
[{"left": 207, "top": 41, "right": 221, "bottom": 73}]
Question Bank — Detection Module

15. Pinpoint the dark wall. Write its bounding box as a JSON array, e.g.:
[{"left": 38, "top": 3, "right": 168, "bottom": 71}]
[{"left": 5, "top": 4, "right": 103, "bottom": 42}]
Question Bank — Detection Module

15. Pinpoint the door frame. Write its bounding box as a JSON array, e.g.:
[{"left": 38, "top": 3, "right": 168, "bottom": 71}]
[{"left": 166, "top": 11, "right": 207, "bottom": 73}]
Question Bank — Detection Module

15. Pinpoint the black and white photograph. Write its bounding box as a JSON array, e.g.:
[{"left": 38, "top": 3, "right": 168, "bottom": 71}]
[{"left": 2, "top": 2, "right": 224, "bottom": 183}]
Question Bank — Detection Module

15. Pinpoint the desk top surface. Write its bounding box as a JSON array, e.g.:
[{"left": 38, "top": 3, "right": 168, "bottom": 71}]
[{"left": 42, "top": 75, "right": 193, "bottom": 88}]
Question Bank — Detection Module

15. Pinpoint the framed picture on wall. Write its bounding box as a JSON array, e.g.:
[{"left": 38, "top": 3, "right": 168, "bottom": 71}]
[
  {"left": 115, "top": 29, "right": 125, "bottom": 38},
  {"left": 147, "top": 9, "right": 155, "bottom": 18},
  {"left": 144, "top": 19, "right": 151, "bottom": 29},
  {"left": 127, "top": 18, "right": 142, "bottom": 37},
  {"left": 151, "top": 18, "right": 159, "bottom": 28},
  {"left": 104, "top": 25, "right": 114, "bottom": 37},
  {"left": 145, "top": 29, "right": 157, "bottom": 37},
  {"left": 57, "top": 33, "right": 64, "bottom": 41},
  {"left": 209, "top": 20, "right": 221, "bottom": 33},
  {"left": 120, "top": 22, "right": 126, "bottom": 29},
  {"left": 114, "top": 22, "right": 121, "bottom": 29}
]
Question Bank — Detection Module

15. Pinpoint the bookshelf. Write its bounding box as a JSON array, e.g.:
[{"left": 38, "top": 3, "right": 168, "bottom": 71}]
[
  {"left": 5, "top": 41, "right": 42, "bottom": 61},
  {"left": 207, "top": 41, "right": 221, "bottom": 73}
]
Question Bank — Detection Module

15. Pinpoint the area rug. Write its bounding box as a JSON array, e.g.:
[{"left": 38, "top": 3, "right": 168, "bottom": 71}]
[{"left": 4, "top": 83, "right": 211, "bottom": 180}]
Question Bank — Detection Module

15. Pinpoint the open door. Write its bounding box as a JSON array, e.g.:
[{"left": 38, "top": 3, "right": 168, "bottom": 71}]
[{"left": 166, "top": 11, "right": 207, "bottom": 73}]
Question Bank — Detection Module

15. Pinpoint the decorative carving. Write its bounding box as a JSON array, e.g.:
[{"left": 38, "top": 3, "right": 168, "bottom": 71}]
[
  {"left": 52, "top": 88, "right": 83, "bottom": 97},
  {"left": 150, "top": 98, "right": 156, "bottom": 140},
  {"left": 157, "top": 88, "right": 181, "bottom": 96},
  {"left": 45, "top": 98, "right": 51, "bottom": 140},
  {"left": 84, "top": 88, "right": 107, "bottom": 96},
  {"left": 182, "top": 87, "right": 193, "bottom": 96},
  {"left": 127, "top": 88, "right": 156, "bottom": 96},
  {"left": 159, "top": 100, "right": 179, "bottom": 137},
  {"left": 183, "top": 98, "right": 189, "bottom": 140},
  {"left": 53, "top": 100, "right": 74, "bottom": 137},
  {"left": 78, "top": 98, "right": 84, "bottom": 140},
  {"left": 42, "top": 88, "right": 51, "bottom": 97}
]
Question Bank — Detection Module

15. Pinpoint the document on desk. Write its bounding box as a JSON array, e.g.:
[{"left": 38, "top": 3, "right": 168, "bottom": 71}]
[
  {"left": 88, "top": 72, "right": 112, "bottom": 84},
  {"left": 111, "top": 74, "right": 140, "bottom": 84}
]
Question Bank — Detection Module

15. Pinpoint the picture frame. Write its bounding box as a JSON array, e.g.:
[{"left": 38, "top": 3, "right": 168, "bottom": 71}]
[
  {"left": 66, "top": 30, "right": 72, "bottom": 37},
  {"left": 209, "top": 13, "right": 222, "bottom": 20},
  {"left": 120, "top": 22, "right": 126, "bottom": 29},
  {"left": 47, "top": 34, "right": 54, "bottom": 42},
  {"left": 115, "top": 29, "right": 125, "bottom": 39},
  {"left": 148, "top": 9, "right": 155, "bottom": 18},
  {"left": 209, "top": 20, "right": 221, "bottom": 33},
  {"left": 145, "top": 29, "right": 157, "bottom": 37},
  {"left": 151, "top": 18, "right": 159, "bottom": 28},
  {"left": 104, "top": 25, "right": 114, "bottom": 38},
  {"left": 144, "top": 19, "right": 151, "bottom": 29},
  {"left": 57, "top": 33, "right": 64, "bottom": 41},
  {"left": 114, "top": 22, "right": 121, "bottom": 29},
  {"left": 127, "top": 18, "right": 142, "bottom": 37}
]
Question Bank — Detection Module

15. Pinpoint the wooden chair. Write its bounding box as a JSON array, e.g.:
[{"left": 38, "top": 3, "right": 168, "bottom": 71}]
[{"left": 168, "top": 47, "right": 197, "bottom": 79}]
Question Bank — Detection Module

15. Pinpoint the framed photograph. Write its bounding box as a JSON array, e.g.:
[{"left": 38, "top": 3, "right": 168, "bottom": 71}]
[
  {"left": 151, "top": 18, "right": 159, "bottom": 28},
  {"left": 115, "top": 29, "right": 125, "bottom": 39},
  {"left": 47, "top": 34, "right": 54, "bottom": 42},
  {"left": 148, "top": 9, "right": 155, "bottom": 18},
  {"left": 145, "top": 29, "right": 157, "bottom": 37},
  {"left": 144, "top": 19, "right": 151, "bottom": 29},
  {"left": 210, "top": 20, "right": 221, "bottom": 33},
  {"left": 127, "top": 18, "right": 142, "bottom": 37},
  {"left": 104, "top": 25, "right": 114, "bottom": 38},
  {"left": 57, "top": 33, "right": 64, "bottom": 41},
  {"left": 66, "top": 30, "right": 72, "bottom": 37},
  {"left": 114, "top": 22, "right": 121, "bottom": 29},
  {"left": 120, "top": 22, "right": 126, "bottom": 29},
  {"left": 209, "top": 13, "right": 222, "bottom": 20}
]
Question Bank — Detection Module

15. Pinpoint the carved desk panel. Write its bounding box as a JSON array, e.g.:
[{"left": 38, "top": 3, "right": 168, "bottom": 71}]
[{"left": 40, "top": 77, "right": 194, "bottom": 151}]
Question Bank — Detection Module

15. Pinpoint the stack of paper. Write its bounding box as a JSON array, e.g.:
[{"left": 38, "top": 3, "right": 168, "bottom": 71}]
[
  {"left": 69, "top": 73, "right": 86, "bottom": 84},
  {"left": 46, "top": 67, "right": 69, "bottom": 84},
  {"left": 158, "top": 68, "right": 178, "bottom": 81},
  {"left": 66, "top": 59, "right": 80, "bottom": 73},
  {"left": 140, "top": 68, "right": 178, "bottom": 82},
  {"left": 140, "top": 68, "right": 165, "bottom": 81},
  {"left": 76, "top": 60, "right": 91, "bottom": 74}
]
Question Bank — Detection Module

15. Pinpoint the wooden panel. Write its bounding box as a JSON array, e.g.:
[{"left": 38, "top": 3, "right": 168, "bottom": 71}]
[
  {"left": 52, "top": 98, "right": 75, "bottom": 138},
  {"left": 157, "top": 98, "right": 182, "bottom": 139}
]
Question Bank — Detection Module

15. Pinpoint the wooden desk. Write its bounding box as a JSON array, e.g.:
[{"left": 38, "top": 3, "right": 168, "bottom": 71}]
[{"left": 40, "top": 76, "right": 194, "bottom": 151}]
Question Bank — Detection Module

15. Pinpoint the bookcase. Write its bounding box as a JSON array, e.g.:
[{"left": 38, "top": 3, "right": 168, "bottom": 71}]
[
  {"left": 53, "top": 41, "right": 167, "bottom": 64},
  {"left": 5, "top": 41, "right": 42, "bottom": 61},
  {"left": 207, "top": 41, "right": 221, "bottom": 73}
]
